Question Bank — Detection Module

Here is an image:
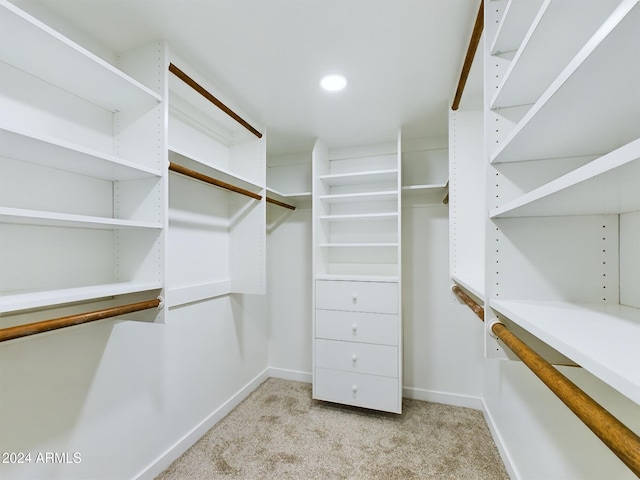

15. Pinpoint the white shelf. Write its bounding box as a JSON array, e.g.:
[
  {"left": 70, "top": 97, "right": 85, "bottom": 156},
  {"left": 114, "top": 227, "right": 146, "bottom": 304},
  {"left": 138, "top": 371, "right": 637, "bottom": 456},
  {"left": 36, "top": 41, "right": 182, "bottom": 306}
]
[
  {"left": 266, "top": 187, "right": 311, "bottom": 199},
  {"left": 491, "top": 138, "right": 640, "bottom": 218},
  {"left": 319, "top": 243, "right": 398, "bottom": 248},
  {"left": 0, "top": 0, "right": 160, "bottom": 111},
  {"left": 492, "top": 0, "right": 620, "bottom": 109},
  {"left": 0, "top": 282, "right": 162, "bottom": 314},
  {"left": 319, "top": 169, "right": 398, "bottom": 187},
  {"left": 315, "top": 274, "right": 398, "bottom": 283},
  {"left": 319, "top": 191, "right": 397, "bottom": 204},
  {"left": 401, "top": 184, "right": 448, "bottom": 204},
  {"left": 491, "top": 299, "right": 640, "bottom": 405},
  {"left": 490, "top": 0, "right": 545, "bottom": 56},
  {"left": 0, "top": 207, "right": 162, "bottom": 229},
  {"left": 491, "top": 2, "right": 639, "bottom": 164},
  {"left": 451, "top": 273, "right": 485, "bottom": 302},
  {"left": 319, "top": 213, "right": 398, "bottom": 222},
  {"left": 169, "top": 147, "right": 263, "bottom": 194},
  {"left": 0, "top": 127, "right": 161, "bottom": 180}
]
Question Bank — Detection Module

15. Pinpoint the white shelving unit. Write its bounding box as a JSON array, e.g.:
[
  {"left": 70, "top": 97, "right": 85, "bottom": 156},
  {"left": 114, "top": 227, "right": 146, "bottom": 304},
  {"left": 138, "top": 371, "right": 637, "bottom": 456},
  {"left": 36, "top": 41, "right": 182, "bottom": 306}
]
[
  {"left": 312, "top": 135, "right": 402, "bottom": 413},
  {"left": 480, "top": 0, "right": 640, "bottom": 405},
  {"left": 0, "top": 1, "right": 166, "bottom": 321},
  {"left": 167, "top": 57, "right": 266, "bottom": 306}
]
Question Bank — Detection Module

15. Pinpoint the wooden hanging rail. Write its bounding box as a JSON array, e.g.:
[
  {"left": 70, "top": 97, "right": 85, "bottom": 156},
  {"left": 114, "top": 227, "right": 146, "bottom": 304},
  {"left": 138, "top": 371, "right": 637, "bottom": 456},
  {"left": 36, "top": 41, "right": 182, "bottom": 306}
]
[
  {"left": 169, "top": 63, "right": 262, "bottom": 139},
  {"left": 169, "top": 162, "right": 262, "bottom": 201},
  {"left": 451, "top": 284, "right": 640, "bottom": 476},
  {"left": 0, "top": 298, "right": 161, "bottom": 343},
  {"left": 266, "top": 197, "right": 296, "bottom": 210},
  {"left": 451, "top": 0, "right": 484, "bottom": 111}
]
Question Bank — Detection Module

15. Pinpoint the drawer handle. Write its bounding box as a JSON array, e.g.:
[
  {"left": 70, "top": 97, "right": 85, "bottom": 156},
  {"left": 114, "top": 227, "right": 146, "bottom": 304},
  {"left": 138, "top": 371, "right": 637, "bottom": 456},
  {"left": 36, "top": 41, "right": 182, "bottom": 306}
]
[
  {"left": 351, "top": 354, "right": 358, "bottom": 362},
  {"left": 352, "top": 324, "right": 358, "bottom": 333},
  {"left": 352, "top": 385, "right": 358, "bottom": 393},
  {"left": 352, "top": 293, "right": 357, "bottom": 304}
]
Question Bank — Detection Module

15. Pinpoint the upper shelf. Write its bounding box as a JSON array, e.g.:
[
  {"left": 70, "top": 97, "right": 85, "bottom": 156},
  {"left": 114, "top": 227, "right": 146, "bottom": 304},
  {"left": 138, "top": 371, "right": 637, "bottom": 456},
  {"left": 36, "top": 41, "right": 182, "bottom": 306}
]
[
  {"left": 490, "top": 0, "right": 545, "bottom": 56},
  {"left": 491, "top": 299, "right": 640, "bottom": 405},
  {"left": 491, "top": 138, "right": 640, "bottom": 218},
  {"left": 491, "top": 0, "right": 621, "bottom": 109},
  {"left": 0, "top": 207, "right": 162, "bottom": 230},
  {"left": 0, "top": 0, "right": 160, "bottom": 111},
  {"left": 0, "top": 126, "right": 162, "bottom": 180},
  {"left": 491, "top": 1, "right": 639, "bottom": 164},
  {"left": 319, "top": 191, "right": 398, "bottom": 204},
  {"left": 319, "top": 169, "right": 398, "bottom": 187},
  {"left": 169, "top": 147, "right": 263, "bottom": 194}
]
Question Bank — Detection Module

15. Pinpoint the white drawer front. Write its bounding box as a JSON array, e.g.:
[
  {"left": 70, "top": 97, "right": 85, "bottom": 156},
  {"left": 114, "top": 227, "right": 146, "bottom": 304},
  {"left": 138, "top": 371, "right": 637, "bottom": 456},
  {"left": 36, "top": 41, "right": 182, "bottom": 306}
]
[
  {"left": 316, "top": 339, "right": 398, "bottom": 377},
  {"left": 314, "top": 368, "right": 400, "bottom": 413},
  {"left": 315, "top": 280, "right": 398, "bottom": 314},
  {"left": 315, "top": 309, "right": 399, "bottom": 345}
]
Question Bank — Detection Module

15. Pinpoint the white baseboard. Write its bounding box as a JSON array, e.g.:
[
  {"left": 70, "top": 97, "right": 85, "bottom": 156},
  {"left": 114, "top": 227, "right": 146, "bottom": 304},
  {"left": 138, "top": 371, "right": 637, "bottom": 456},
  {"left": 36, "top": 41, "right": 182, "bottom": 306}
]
[
  {"left": 268, "top": 367, "right": 312, "bottom": 383},
  {"left": 481, "top": 399, "right": 519, "bottom": 480},
  {"left": 136, "top": 368, "right": 270, "bottom": 480},
  {"left": 402, "top": 385, "right": 484, "bottom": 411}
]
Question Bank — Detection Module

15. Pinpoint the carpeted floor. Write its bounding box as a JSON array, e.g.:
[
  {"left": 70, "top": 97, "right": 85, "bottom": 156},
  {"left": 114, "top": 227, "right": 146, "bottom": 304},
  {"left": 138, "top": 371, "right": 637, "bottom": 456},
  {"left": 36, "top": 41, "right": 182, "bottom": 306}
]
[{"left": 156, "top": 378, "right": 509, "bottom": 479}]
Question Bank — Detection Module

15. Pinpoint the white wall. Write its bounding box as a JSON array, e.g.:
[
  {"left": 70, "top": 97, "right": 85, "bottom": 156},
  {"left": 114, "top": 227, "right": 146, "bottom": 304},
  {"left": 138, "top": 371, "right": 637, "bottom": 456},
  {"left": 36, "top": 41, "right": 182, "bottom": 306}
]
[
  {"left": 267, "top": 207, "right": 313, "bottom": 379},
  {"left": 484, "top": 359, "right": 640, "bottom": 480},
  {"left": 402, "top": 203, "right": 484, "bottom": 407},
  {"left": 0, "top": 293, "right": 270, "bottom": 480}
]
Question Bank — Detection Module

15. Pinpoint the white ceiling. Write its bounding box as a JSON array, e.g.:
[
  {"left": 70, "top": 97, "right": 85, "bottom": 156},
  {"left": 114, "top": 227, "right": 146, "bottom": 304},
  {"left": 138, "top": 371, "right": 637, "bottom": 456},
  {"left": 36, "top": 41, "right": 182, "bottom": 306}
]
[{"left": 24, "top": 0, "right": 481, "bottom": 157}]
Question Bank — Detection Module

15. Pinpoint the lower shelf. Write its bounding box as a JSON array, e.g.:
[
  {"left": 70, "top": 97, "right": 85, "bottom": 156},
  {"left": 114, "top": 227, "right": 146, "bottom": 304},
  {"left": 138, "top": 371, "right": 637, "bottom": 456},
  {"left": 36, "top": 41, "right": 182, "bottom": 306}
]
[
  {"left": 0, "top": 282, "right": 162, "bottom": 314},
  {"left": 491, "top": 299, "right": 640, "bottom": 405}
]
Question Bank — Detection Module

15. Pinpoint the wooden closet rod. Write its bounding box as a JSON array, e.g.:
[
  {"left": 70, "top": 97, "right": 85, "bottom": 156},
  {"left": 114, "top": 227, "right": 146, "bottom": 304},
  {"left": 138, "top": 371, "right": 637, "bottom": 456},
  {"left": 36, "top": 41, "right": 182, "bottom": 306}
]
[
  {"left": 266, "top": 197, "right": 296, "bottom": 210},
  {"left": 0, "top": 298, "right": 161, "bottom": 343},
  {"left": 451, "top": 0, "right": 483, "bottom": 111},
  {"left": 169, "top": 63, "right": 263, "bottom": 139},
  {"left": 451, "top": 285, "right": 640, "bottom": 476},
  {"left": 169, "top": 162, "right": 263, "bottom": 201}
]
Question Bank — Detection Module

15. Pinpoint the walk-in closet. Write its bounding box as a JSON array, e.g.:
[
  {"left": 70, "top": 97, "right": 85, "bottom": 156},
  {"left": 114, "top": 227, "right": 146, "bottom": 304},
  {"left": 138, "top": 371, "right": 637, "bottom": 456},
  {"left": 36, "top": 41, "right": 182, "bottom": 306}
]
[{"left": 1, "top": 0, "right": 638, "bottom": 478}]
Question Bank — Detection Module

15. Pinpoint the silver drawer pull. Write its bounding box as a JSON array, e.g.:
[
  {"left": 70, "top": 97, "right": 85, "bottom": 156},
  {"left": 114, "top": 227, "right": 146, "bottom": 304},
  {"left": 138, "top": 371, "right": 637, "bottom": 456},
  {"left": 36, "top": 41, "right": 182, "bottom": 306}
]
[
  {"left": 352, "top": 385, "right": 358, "bottom": 393},
  {"left": 351, "top": 354, "right": 358, "bottom": 362},
  {"left": 351, "top": 293, "right": 357, "bottom": 304},
  {"left": 352, "top": 324, "right": 358, "bottom": 332}
]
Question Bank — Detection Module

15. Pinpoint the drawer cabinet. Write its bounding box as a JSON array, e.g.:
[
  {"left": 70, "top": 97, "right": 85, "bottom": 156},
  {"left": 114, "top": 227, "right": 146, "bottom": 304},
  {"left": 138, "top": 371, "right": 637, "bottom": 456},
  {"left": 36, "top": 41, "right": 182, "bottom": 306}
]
[
  {"left": 315, "top": 279, "right": 398, "bottom": 314},
  {"left": 313, "top": 278, "right": 401, "bottom": 413}
]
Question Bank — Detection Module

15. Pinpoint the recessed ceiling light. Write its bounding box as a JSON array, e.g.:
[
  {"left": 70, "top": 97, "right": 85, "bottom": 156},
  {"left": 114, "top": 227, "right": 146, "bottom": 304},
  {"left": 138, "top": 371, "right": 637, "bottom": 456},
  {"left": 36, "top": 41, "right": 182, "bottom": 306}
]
[{"left": 320, "top": 74, "right": 347, "bottom": 91}]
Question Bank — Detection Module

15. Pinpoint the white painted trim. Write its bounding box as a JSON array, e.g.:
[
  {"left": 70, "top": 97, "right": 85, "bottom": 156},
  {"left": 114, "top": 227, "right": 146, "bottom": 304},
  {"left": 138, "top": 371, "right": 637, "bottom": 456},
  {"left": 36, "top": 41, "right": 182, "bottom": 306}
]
[
  {"left": 135, "top": 368, "right": 270, "bottom": 480},
  {"left": 268, "top": 367, "right": 312, "bottom": 384},
  {"left": 481, "top": 399, "right": 520, "bottom": 480},
  {"left": 402, "top": 385, "right": 484, "bottom": 411}
]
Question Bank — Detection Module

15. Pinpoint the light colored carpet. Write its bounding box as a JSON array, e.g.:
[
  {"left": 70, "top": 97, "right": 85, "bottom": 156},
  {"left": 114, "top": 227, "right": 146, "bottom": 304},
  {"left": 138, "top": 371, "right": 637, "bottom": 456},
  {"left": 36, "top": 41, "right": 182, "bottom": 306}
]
[{"left": 157, "top": 378, "right": 509, "bottom": 479}]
